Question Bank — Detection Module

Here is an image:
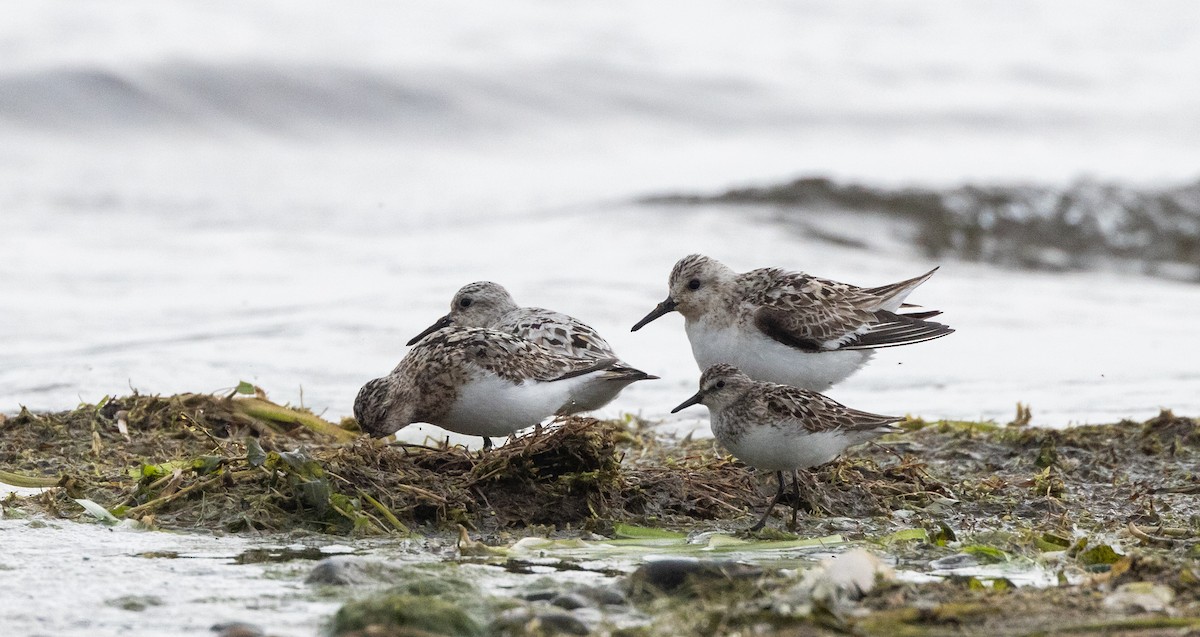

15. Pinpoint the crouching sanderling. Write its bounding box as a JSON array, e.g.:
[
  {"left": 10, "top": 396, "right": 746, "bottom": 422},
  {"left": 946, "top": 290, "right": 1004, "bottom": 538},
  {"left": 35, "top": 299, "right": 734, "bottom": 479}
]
[
  {"left": 408, "top": 281, "right": 657, "bottom": 413},
  {"left": 355, "top": 326, "right": 644, "bottom": 449}
]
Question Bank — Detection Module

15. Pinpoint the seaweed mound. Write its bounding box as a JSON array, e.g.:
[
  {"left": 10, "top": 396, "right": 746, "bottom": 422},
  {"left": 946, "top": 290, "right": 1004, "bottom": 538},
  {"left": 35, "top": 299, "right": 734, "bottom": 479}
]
[
  {"left": 0, "top": 391, "right": 941, "bottom": 534},
  {"left": 0, "top": 393, "right": 631, "bottom": 533},
  {"left": 10, "top": 391, "right": 1192, "bottom": 539}
]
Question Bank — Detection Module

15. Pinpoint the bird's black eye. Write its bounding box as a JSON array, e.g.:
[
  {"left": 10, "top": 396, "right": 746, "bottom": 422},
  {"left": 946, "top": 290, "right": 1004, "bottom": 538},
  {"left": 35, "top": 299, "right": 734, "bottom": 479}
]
[
  {"left": 715, "top": 380, "right": 725, "bottom": 389},
  {"left": 687, "top": 278, "right": 700, "bottom": 290},
  {"left": 460, "top": 298, "right": 472, "bottom": 308}
]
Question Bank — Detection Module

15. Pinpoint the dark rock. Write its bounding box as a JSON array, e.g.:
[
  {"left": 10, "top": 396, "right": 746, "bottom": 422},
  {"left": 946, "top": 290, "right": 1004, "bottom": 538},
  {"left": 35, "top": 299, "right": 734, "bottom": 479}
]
[
  {"left": 330, "top": 593, "right": 481, "bottom": 637},
  {"left": 211, "top": 622, "right": 265, "bottom": 637},
  {"left": 492, "top": 608, "right": 588, "bottom": 636},
  {"left": 307, "top": 556, "right": 372, "bottom": 585},
  {"left": 627, "top": 558, "right": 762, "bottom": 595},
  {"left": 571, "top": 585, "right": 626, "bottom": 606},
  {"left": 305, "top": 556, "right": 406, "bottom": 586},
  {"left": 549, "top": 593, "right": 588, "bottom": 610},
  {"left": 236, "top": 546, "right": 326, "bottom": 565},
  {"left": 518, "top": 590, "right": 558, "bottom": 602}
]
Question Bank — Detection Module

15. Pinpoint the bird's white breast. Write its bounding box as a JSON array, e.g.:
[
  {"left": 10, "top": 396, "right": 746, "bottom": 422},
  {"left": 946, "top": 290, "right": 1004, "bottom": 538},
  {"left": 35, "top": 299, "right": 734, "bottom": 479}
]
[
  {"left": 685, "top": 319, "right": 872, "bottom": 391},
  {"left": 439, "top": 372, "right": 579, "bottom": 436},
  {"left": 715, "top": 422, "right": 853, "bottom": 472}
]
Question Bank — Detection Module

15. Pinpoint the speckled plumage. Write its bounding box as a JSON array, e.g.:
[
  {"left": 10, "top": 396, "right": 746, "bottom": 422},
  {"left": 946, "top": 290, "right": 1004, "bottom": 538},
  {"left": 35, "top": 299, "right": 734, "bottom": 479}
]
[
  {"left": 408, "top": 281, "right": 656, "bottom": 413},
  {"left": 677, "top": 364, "right": 902, "bottom": 469},
  {"left": 355, "top": 326, "right": 620, "bottom": 442},
  {"left": 672, "top": 364, "right": 903, "bottom": 530},
  {"left": 633, "top": 254, "right": 953, "bottom": 390}
]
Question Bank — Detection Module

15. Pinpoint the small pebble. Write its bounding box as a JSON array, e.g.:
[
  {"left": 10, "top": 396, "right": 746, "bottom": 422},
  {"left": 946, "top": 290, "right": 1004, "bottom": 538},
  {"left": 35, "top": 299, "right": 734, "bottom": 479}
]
[
  {"left": 823, "top": 517, "right": 858, "bottom": 531},
  {"left": 105, "top": 595, "right": 163, "bottom": 612},
  {"left": 1103, "top": 582, "right": 1175, "bottom": 613}
]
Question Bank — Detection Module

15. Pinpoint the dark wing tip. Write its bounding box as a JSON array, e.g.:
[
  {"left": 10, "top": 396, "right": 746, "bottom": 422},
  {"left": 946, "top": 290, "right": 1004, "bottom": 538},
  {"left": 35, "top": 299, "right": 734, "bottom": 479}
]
[
  {"left": 607, "top": 364, "right": 659, "bottom": 381},
  {"left": 555, "top": 356, "right": 619, "bottom": 381},
  {"left": 839, "top": 313, "right": 954, "bottom": 350}
]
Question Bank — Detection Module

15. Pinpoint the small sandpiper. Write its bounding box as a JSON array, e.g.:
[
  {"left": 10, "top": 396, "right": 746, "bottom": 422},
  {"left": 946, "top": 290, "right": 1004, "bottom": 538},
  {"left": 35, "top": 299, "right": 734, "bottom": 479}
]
[
  {"left": 355, "top": 325, "right": 636, "bottom": 449},
  {"left": 672, "top": 364, "right": 903, "bottom": 531},
  {"left": 408, "top": 281, "right": 657, "bottom": 413},
  {"left": 632, "top": 254, "right": 953, "bottom": 391}
]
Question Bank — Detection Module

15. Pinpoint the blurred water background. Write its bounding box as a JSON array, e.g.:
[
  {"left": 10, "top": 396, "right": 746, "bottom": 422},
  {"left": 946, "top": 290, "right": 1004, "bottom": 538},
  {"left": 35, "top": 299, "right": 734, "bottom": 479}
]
[
  {"left": 3, "top": 0, "right": 1200, "bottom": 440},
  {"left": 4, "top": 3, "right": 1200, "bottom": 635}
]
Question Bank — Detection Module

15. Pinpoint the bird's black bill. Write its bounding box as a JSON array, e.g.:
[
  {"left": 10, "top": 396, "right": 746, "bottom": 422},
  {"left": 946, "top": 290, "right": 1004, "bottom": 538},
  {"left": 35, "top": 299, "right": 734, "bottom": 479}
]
[
  {"left": 630, "top": 297, "right": 677, "bottom": 332},
  {"left": 406, "top": 315, "right": 452, "bottom": 346},
  {"left": 670, "top": 390, "right": 704, "bottom": 413}
]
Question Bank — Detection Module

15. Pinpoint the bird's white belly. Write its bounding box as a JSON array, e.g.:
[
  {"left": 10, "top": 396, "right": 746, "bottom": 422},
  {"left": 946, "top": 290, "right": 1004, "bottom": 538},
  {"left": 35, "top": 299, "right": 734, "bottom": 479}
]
[
  {"left": 438, "top": 373, "right": 576, "bottom": 436},
  {"left": 557, "top": 377, "right": 636, "bottom": 414},
  {"left": 685, "top": 320, "right": 872, "bottom": 391},
  {"left": 718, "top": 426, "right": 852, "bottom": 472}
]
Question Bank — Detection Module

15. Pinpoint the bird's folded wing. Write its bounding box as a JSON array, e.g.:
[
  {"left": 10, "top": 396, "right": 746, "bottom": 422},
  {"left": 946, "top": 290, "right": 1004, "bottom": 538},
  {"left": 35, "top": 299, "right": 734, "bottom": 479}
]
[
  {"left": 449, "top": 329, "right": 616, "bottom": 382},
  {"left": 499, "top": 308, "right": 617, "bottom": 359},
  {"left": 761, "top": 385, "right": 902, "bottom": 433},
  {"left": 836, "top": 311, "right": 954, "bottom": 350}
]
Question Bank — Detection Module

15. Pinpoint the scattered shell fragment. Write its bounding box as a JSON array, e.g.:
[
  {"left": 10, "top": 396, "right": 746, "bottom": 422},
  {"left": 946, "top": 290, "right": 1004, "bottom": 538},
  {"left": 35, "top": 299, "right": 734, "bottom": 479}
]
[{"left": 1102, "top": 582, "right": 1175, "bottom": 613}]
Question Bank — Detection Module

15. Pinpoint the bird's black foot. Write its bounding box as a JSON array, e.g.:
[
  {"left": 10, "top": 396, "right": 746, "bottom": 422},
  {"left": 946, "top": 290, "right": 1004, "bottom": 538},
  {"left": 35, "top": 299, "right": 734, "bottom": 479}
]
[{"left": 746, "top": 470, "right": 786, "bottom": 533}]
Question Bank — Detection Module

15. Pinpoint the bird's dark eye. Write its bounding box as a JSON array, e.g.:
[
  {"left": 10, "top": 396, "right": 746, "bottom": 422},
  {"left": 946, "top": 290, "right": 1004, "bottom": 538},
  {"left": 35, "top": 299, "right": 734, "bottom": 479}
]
[
  {"left": 460, "top": 298, "right": 472, "bottom": 308},
  {"left": 688, "top": 279, "right": 700, "bottom": 290},
  {"left": 715, "top": 380, "right": 725, "bottom": 389}
]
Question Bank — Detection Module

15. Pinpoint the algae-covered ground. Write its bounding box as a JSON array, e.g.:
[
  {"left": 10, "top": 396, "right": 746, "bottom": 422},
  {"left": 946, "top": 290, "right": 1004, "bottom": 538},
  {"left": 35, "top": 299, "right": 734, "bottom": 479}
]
[{"left": 2, "top": 390, "right": 1198, "bottom": 636}]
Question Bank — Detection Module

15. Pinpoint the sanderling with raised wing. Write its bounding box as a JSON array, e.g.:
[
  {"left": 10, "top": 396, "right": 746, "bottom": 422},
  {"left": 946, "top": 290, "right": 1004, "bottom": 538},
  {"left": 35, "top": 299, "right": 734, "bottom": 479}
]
[
  {"left": 632, "top": 254, "right": 952, "bottom": 391},
  {"left": 672, "top": 363, "right": 903, "bottom": 531}
]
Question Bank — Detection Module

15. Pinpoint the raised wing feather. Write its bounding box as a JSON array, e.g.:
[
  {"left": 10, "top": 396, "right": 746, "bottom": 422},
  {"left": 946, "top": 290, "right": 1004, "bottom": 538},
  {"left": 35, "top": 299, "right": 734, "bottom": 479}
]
[
  {"left": 744, "top": 268, "right": 951, "bottom": 351},
  {"left": 861, "top": 267, "right": 939, "bottom": 311},
  {"left": 745, "top": 269, "right": 886, "bottom": 350},
  {"left": 836, "top": 311, "right": 954, "bottom": 350}
]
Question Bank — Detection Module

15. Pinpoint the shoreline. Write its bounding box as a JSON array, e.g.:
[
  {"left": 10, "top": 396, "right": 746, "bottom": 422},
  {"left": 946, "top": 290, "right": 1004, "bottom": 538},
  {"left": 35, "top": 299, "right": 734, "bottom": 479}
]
[{"left": 2, "top": 390, "right": 1198, "bottom": 635}]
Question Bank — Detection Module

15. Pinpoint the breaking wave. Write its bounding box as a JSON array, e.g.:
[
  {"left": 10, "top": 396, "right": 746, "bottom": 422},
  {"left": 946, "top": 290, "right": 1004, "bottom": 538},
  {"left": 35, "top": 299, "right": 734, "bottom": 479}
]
[
  {"left": 0, "top": 63, "right": 456, "bottom": 136},
  {"left": 0, "top": 61, "right": 779, "bottom": 139},
  {"left": 646, "top": 177, "right": 1200, "bottom": 282}
]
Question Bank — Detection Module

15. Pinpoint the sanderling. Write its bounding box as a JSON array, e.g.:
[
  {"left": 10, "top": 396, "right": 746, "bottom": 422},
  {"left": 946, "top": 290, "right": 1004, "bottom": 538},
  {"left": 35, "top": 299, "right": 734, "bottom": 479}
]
[
  {"left": 671, "top": 364, "right": 902, "bottom": 531},
  {"left": 632, "top": 254, "right": 952, "bottom": 391},
  {"left": 355, "top": 325, "right": 634, "bottom": 449},
  {"left": 408, "top": 281, "right": 657, "bottom": 413}
]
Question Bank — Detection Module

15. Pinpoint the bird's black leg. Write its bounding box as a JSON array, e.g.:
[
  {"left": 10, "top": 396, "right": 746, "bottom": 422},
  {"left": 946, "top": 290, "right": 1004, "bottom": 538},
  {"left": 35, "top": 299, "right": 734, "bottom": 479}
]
[
  {"left": 788, "top": 470, "right": 801, "bottom": 530},
  {"left": 482, "top": 437, "right": 493, "bottom": 451},
  {"left": 749, "top": 471, "right": 785, "bottom": 532}
]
